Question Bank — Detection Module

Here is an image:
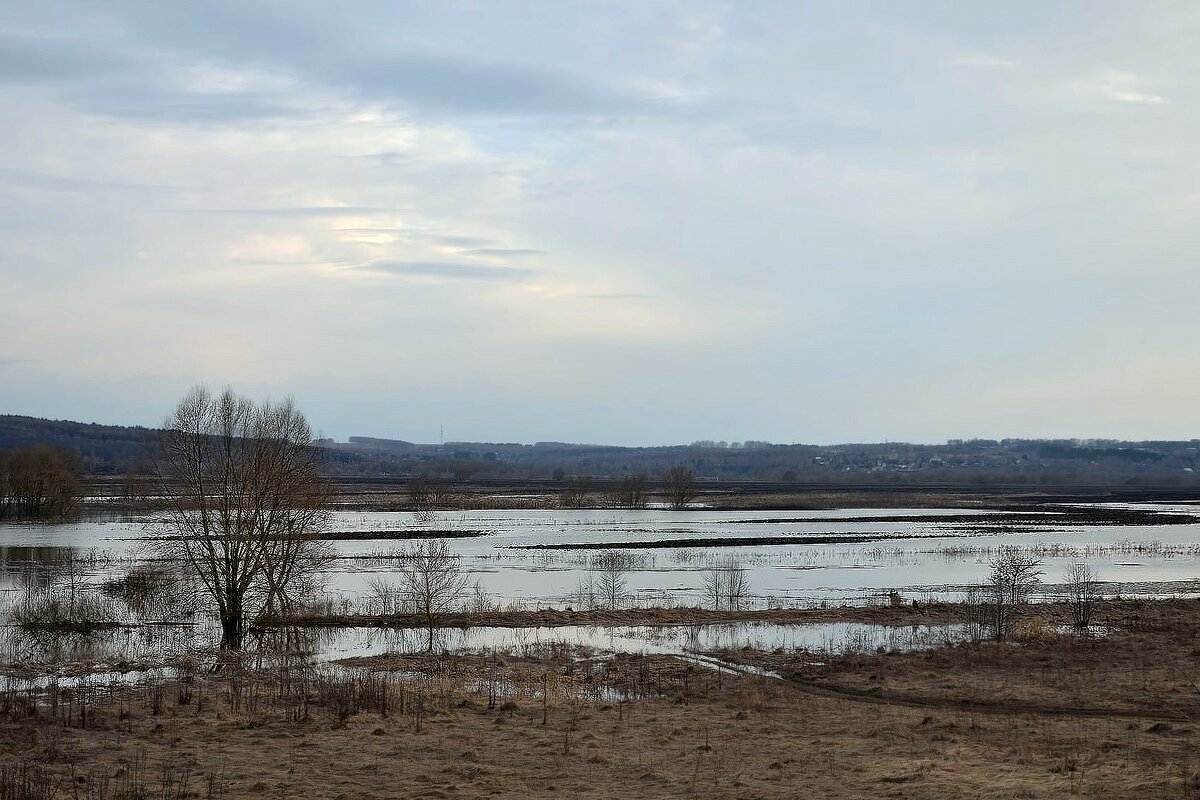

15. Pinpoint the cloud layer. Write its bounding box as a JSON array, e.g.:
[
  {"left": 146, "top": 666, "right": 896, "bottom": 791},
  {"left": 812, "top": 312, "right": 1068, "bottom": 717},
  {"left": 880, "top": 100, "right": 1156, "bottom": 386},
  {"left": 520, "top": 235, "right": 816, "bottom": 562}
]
[{"left": 2, "top": 2, "right": 1198, "bottom": 444}]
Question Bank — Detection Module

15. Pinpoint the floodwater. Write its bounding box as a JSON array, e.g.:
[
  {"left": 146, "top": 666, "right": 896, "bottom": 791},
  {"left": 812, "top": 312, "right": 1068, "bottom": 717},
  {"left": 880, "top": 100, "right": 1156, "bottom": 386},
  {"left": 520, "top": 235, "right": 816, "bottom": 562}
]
[{"left": 0, "top": 504, "right": 1197, "bottom": 675}]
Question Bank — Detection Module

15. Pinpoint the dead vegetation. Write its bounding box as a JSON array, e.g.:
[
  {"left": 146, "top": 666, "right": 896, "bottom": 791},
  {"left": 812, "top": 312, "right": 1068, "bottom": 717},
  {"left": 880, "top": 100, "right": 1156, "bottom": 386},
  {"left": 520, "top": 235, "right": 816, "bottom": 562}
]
[
  {"left": 712, "top": 599, "right": 1200, "bottom": 724},
  {"left": 3, "top": 622, "right": 1200, "bottom": 799}
]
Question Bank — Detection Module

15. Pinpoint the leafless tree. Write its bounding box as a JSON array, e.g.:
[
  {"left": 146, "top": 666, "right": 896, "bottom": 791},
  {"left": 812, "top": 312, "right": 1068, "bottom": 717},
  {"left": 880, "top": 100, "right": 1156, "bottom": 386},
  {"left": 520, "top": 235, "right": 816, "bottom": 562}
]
[
  {"left": 366, "top": 576, "right": 406, "bottom": 615},
  {"left": 987, "top": 545, "right": 1043, "bottom": 639},
  {"left": 1066, "top": 562, "right": 1100, "bottom": 629},
  {"left": 592, "top": 550, "right": 634, "bottom": 608},
  {"left": 662, "top": 465, "right": 698, "bottom": 510},
  {"left": 559, "top": 477, "right": 592, "bottom": 509},
  {"left": 606, "top": 474, "right": 648, "bottom": 509},
  {"left": 570, "top": 575, "right": 598, "bottom": 609},
  {"left": 399, "top": 538, "right": 469, "bottom": 648},
  {"left": 963, "top": 586, "right": 990, "bottom": 643},
  {"left": 152, "top": 386, "right": 333, "bottom": 649},
  {"left": 467, "top": 580, "right": 495, "bottom": 613},
  {"left": 725, "top": 562, "right": 750, "bottom": 610},
  {"left": 702, "top": 557, "right": 750, "bottom": 610},
  {"left": 408, "top": 474, "right": 455, "bottom": 511}
]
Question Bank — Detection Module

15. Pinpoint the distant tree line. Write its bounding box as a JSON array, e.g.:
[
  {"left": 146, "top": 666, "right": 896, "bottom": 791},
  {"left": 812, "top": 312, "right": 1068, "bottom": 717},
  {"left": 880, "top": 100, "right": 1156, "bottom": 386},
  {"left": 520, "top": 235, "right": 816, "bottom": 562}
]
[
  {"left": 0, "top": 444, "right": 82, "bottom": 519},
  {"left": 5, "top": 413, "right": 1200, "bottom": 486}
]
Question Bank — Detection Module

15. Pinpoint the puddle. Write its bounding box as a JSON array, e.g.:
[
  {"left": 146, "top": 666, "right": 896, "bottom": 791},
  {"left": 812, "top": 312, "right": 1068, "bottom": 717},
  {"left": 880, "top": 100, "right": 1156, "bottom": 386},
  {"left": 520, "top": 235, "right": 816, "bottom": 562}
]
[{"left": 318, "top": 620, "right": 968, "bottom": 662}]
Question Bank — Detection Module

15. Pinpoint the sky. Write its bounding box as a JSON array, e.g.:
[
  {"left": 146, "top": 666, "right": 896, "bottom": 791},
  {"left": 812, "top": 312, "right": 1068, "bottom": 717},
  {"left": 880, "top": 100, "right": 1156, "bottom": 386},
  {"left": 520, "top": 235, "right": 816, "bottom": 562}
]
[{"left": 2, "top": 1, "right": 1198, "bottom": 445}]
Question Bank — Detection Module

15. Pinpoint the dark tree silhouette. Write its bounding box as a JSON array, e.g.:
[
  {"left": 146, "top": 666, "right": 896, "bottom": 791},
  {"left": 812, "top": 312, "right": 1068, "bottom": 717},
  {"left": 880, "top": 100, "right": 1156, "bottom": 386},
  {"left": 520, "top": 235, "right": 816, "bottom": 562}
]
[
  {"left": 662, "top": 465, "right": 698, "bottom": 510},
  {"left": 153, "top": 386, "right": 332, "bottom": 649}
]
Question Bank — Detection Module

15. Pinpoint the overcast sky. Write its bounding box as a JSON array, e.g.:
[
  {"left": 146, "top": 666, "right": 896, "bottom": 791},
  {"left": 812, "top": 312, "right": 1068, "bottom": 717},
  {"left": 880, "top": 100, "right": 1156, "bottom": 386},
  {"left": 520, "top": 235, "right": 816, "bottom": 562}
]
[{"left": 2, "top": 2, "right": 1197, "bottom": 445}]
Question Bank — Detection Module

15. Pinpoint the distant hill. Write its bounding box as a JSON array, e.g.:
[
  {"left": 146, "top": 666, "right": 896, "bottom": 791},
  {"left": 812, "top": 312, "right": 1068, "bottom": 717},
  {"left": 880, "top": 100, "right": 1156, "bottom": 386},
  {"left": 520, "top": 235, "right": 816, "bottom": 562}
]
[
  {"left": 0, "top": 415, "right": 156, "bottom": 474},
  {"left": 2, "top": 414, "right": 1198, "bottom": 485}
]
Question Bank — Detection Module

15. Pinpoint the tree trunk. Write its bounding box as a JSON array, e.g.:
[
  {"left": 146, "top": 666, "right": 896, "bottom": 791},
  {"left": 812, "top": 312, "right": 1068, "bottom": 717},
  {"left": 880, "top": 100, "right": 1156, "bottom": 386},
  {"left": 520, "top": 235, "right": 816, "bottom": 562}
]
[{"left": 221, "top": 591, "right": 244, "bottom": 649}]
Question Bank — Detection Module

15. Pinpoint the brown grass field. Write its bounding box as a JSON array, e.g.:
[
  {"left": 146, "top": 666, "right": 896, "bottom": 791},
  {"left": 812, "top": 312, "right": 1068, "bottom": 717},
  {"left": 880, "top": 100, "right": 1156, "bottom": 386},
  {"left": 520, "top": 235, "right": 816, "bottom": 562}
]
[{"left": 4, "top": 599, "right": 1200, "bottom": 798}]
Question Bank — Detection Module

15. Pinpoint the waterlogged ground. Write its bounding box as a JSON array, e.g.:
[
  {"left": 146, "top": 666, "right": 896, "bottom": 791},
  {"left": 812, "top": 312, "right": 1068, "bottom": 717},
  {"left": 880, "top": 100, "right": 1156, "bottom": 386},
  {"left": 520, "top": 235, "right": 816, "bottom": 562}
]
[
  {"left": 0, "top": 503, "right": 1198, "bottom": 674},
  {"left": 5, "top": 505, "right": 1192, "bottom": 605},
  {"left": 316, "top": 620, "right": 965, "bottom": 662}
]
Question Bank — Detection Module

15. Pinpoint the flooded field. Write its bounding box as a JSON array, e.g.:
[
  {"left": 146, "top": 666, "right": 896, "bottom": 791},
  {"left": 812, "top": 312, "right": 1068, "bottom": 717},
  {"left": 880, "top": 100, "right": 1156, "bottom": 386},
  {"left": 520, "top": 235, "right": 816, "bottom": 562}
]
[{"left": 1, "top": 502, "right": 1197, "bottom": 675}]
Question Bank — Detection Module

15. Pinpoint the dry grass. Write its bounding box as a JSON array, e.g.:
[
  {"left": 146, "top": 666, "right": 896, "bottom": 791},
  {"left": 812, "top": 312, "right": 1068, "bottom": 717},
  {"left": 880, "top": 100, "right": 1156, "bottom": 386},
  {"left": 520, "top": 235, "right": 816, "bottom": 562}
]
[
  {"left": 6, "top": 599, "right": 1200, "bottom": 797},
  {"left": 4, "top": 613, "right": 1200, "bottom": 799},
  {"left": 716, "top": 599, "right": 1200, "bottom": 722},
  {"left": 2, "top": 660, "right": 1196, "bottom": 799}
]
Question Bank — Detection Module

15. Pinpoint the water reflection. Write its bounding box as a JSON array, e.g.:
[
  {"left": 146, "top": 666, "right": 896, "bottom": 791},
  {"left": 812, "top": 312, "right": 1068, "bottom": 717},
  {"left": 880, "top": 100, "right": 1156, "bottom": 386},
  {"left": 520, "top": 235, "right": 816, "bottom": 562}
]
[
  {"left": 316, "top": 620, "right": 967, "bottom": 663},
  {"left": 1, "top": 504, "right": 1199, "bottom": 679},
  {"left": 0, "top": 623, "right": 205, "bottom": 676}
]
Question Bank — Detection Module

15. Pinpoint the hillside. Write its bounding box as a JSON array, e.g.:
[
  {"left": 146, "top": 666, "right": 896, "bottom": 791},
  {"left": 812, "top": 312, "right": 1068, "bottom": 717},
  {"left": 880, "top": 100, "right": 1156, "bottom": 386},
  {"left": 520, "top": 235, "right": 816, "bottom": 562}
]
[{"left": 2, "top": 414, "right": 1197, "bottom": 485}]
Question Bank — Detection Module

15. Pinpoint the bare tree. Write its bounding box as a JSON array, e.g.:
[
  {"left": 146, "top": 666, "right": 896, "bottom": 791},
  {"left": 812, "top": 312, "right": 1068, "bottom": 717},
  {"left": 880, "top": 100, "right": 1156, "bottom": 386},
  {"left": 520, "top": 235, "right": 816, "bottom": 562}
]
[
  {"left": 592, "top": 550, "right": 633, "bottom": 608},
  {"left": 1066, "top": 562, "right": 1100, "bottom": 629},
  {"left": 662, "top": 465, "right": 698, "bottom": 510},
  {"left": 408, "top": 474, "right": 456, "bottom": 511},
  {"left": 399, "top": 538, "right": 469, "bottom": 648},
  {"left": 366, "top": 576, "right": 406, "bottom": 615},
  {"left": 725, "top": 561, "right": 750, "bottom": 610},
  {"left": 153, "top": 386, "right": 333, "bottom": 649},
  {"left": 987, "top": 545, "right": 1043, "bottom": 639},
  {"left": 606, "top": 474, "right": 648, "bottom": 509},
  {"left": 962, "top": 586, "right": 990, "bottom": 643},
  {"left": 559, "top": 477, "right": 593, "bottom": 509},
  {"left": 702, "top": 557, "right": 750, "bottom": 610},
  {"left": 467, "top": 580, "right": 495, "bottom": 613}
]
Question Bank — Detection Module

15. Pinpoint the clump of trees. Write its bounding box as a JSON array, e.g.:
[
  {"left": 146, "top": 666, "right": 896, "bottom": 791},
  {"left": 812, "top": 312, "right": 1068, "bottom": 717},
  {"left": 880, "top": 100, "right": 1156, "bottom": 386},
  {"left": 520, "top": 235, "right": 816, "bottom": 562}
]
[
  {"left": 0, "top": 444, "right": 81, "bottom": 519},
  {"left": 559, "top": 477, "right": 593, "bottom": 509},
  {"left": 662, "top": 465, "right": 698, "bottom": 510},
  {"left": 152, "top": 386, "right": 333, "bottom": 649},
  {"left": 407, "top": 474, "right": 455, "bottom": 511},
  {"left": 606, "top": 474, "right": 648, "bottom": 509}
]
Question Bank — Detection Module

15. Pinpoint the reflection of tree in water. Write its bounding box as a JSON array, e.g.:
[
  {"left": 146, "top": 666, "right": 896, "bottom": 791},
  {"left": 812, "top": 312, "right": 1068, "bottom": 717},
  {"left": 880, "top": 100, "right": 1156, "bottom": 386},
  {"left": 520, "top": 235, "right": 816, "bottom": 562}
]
[
  {"left": 0, "top": 622, "right": 206, "bottom": 671},
  {"left": 0, "top": 546, "right": 81, "bottom": 593}
]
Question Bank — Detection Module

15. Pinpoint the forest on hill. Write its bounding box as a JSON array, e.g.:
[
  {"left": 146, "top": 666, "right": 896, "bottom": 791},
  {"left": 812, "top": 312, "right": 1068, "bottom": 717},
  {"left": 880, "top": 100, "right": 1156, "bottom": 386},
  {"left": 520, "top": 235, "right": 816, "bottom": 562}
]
[{"left": 2, "top": 414, "right": 1197, "bottom": 485}]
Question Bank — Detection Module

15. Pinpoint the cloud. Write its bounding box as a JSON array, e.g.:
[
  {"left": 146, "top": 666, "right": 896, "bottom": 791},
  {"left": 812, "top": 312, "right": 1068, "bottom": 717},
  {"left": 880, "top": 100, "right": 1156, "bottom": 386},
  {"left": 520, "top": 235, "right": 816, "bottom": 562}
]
[
  {"left": 335, "top": 54, "right": 648, "bottom": 117},
  {"left": 1106, "top": 89, "right": 1166, "bottom": 105},
  {"left": 2, "top": 2, "right": 1198, "bottom": 444},
  {"left": 1094, "top": 71, "right": 1168, "bottom": 105},
  {"left": 0, "top": 167, "right": 177, "bottom": 193},
  {"left": 430, "top": 235, "right": 494, "bottom": 248},
  {"left": 0, "top": 32, "right": 131, "bottom": 82},
  {"left": 362, "top": 261, "right": 537, "bottom": 281},
  {"left": 459, "top": 248, "right": 544, "bottom": 257},
  {"left": 73, "top": 84, "right": 300, "bottom": 122},
  {"left": 0, "top": 10, "right": 669, "bottom": 124},
  {"left": 949, "top": 52, "right": 1016, "bottom": 69},
  {"left": 169, "top": 206, "right": 397, "bottom": 217}
]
